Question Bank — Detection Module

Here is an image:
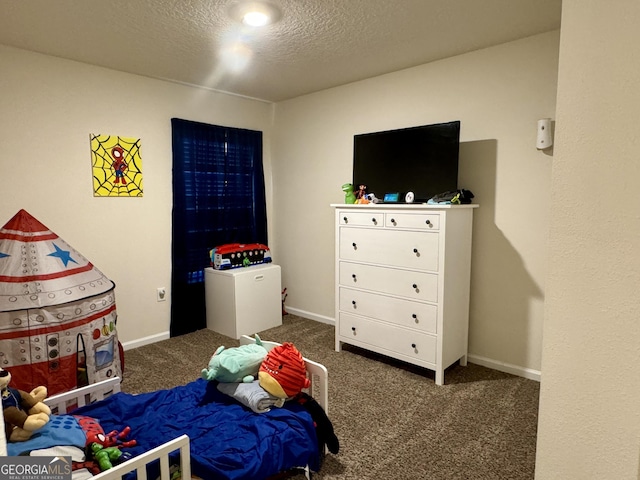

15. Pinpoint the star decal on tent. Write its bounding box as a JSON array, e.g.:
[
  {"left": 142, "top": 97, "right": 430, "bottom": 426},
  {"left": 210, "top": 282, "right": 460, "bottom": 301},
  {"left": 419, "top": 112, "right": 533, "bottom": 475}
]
[{"left": 48, "top": 243, "right": 78, "bottom": 267}]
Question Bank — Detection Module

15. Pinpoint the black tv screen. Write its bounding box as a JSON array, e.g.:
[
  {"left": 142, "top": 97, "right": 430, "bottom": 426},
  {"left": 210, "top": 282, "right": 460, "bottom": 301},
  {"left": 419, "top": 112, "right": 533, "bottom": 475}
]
[{"left": 352, "top": 120, "right": 460, "bottom": 203}]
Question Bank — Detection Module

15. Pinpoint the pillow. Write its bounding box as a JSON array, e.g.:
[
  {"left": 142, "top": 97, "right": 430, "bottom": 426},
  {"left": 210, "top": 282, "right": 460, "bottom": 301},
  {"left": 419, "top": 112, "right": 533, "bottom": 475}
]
[{"left": 7, "top": 415, "right": 100, "bottom": 456}]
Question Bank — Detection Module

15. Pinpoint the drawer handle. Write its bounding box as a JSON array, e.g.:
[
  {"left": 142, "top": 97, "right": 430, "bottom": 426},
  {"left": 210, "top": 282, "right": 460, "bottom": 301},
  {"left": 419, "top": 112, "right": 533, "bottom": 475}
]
[
  {"left": 343, "top": 216, "right": 348, "bottom": 223},
  {"left": 390, "top": 218, "right": 396, "bottom": 225},
  {"left": 371, "top": 217, "right": 377, "bottom": 225},
  {"left": 352, "top": 300, "right": 357, "bottom": 307},
  {"left": 352, "top": 274, "right": 357, "bottom": 281},
  {"left": 351, "top": 327, "right": 357, "bottom": 335},
  {"left": 352, "top": 242, "right": 357, "bottom": 249},
  {"left": 412, "top": 313, "right": 418, "bottom": 323},
  {"left": 425, "top": 219, "right": 431, "bottom": 226},
  {"left": 411, "top": 343, "right": 417, "bottom": 349},
  {"left": 413, "top": 248, "right": 420, "bottom": 257},
  {"left": 412, "top": 283, "right": 418, "bottom": 289}
]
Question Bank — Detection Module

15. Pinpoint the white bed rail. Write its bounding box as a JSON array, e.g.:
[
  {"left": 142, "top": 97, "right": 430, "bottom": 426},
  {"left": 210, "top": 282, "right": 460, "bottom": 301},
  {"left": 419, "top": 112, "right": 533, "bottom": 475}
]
[
  {"left": 44, "top": 377, "right": 122, "bottom": 414},
  {"left": 91, "top": 434, "right": 191, "bottom": 480}
]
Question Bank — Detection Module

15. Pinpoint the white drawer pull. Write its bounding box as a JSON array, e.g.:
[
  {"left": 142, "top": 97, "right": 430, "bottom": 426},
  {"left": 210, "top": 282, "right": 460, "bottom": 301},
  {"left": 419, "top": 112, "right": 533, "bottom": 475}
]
[{"left": 254, "top": 275, "right": 264, "bottom": 281}]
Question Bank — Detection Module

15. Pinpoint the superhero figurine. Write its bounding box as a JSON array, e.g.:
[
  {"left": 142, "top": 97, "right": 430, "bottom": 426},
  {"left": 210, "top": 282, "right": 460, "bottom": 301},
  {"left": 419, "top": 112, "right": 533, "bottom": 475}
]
[
  {"left": 86, "top": 426, "right": 136, "bottom": 472},
  {"left": 90, "top": 443, "right": 126, "bottom": 471},
  {"left": 87, "top": 425, "right": 137, "bottom": 449}
]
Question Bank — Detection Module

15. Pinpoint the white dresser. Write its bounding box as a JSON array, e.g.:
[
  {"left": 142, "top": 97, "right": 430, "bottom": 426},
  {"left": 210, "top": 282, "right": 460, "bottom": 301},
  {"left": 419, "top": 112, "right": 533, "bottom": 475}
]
[{"left": 332, "top": 204, "right": 477, "bottom": 385}]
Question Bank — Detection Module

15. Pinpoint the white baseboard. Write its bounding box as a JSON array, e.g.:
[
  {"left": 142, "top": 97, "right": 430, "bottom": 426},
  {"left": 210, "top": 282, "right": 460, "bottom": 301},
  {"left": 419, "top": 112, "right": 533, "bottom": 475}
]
[
  {"left": 121, "top": 331, "right": 170, "bottom": 351},
  {"left": 120, "top": 308, "right": 334, "bottom": 351},
  {"left": 119, "top": 314, "right": 541, "bottom": 383},
  {"left": 284, "top": 307, "right": 335, "bottom": 326},
  {"left": 285, "top": 311, "right": 540, "bottom": 381},
  {"left": 467, "top": 354, "right": 541, "bottom": 382}
]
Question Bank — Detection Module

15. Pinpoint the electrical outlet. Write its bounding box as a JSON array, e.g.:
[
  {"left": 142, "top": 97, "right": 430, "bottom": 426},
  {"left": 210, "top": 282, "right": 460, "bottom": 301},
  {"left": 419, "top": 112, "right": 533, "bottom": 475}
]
[{"left": 157, "top": 287, "right": 166, "bottom": 302}]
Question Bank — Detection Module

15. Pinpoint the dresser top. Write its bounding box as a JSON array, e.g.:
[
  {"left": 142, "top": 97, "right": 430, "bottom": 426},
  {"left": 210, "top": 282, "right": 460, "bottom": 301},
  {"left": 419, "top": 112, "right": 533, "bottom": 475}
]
[{"left": 331, "top": 203, "right": 478, "bottom": 210}]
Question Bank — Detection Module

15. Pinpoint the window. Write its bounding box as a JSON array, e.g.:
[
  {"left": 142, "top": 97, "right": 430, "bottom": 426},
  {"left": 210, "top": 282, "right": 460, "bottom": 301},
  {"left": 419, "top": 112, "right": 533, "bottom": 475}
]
[{"left": 170, "top": 118, "right": 267, "bottom": 336}]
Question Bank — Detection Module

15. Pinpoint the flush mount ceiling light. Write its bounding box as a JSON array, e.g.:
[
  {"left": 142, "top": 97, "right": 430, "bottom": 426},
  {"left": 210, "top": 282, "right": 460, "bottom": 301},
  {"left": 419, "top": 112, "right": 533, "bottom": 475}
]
[{"left": 228, "top": 1, "right": 282, "bottom": 27}]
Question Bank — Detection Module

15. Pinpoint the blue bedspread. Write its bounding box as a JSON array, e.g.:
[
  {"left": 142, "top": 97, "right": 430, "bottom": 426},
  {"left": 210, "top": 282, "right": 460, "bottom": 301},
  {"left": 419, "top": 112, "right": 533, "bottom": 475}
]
[{"left": 73, "top": 379, "right": 319, "bottom": 480}]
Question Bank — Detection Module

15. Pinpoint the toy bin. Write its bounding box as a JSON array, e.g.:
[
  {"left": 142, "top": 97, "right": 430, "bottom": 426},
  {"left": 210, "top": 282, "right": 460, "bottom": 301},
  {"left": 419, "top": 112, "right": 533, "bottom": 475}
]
[{"left": 204, "top": 264, "right": 282, "bottom": 339}]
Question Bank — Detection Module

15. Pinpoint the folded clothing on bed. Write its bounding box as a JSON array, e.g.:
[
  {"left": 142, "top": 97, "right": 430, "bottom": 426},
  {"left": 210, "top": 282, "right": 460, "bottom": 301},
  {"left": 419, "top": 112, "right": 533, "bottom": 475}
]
[{"left": 216, "top": 380, "right": 284, "bottom": 413}]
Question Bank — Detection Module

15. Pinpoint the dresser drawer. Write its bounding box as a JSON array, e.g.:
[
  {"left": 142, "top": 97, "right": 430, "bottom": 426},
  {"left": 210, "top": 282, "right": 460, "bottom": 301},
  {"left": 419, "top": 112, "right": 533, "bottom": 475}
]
[
  {"left": 337, "top": 211, "right": 384, "bottom": 227},
  {"left": 339, "top": 313, "right": 437, "bottom": 364},
  {"left": 385, "top": 212, "right": 440, "bottom": 230},
  {"left": 339, "top": 262, "right": 438, "bottom": 302},
  {"left": 339, "top": 227, "right": 439, "bottom": 271},
  {"left": 339, "top": 287, "right": 437, "bottom": 334}
]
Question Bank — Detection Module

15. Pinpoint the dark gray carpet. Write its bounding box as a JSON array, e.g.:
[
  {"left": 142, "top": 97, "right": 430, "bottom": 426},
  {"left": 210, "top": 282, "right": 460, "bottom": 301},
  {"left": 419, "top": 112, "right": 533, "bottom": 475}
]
[{"left": 121, "top": 314, "right": 539, "bottom": 479}]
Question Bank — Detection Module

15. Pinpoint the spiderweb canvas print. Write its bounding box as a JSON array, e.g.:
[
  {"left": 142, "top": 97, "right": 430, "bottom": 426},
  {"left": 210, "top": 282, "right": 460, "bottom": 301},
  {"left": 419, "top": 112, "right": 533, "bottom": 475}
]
[{"left": 91, "top": 134, "right": 143, "bottom": 197}]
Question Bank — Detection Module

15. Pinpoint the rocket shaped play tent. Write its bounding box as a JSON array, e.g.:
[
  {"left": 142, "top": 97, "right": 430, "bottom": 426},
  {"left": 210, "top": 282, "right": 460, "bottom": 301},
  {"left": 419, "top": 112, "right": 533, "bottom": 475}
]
[{"left": 0, "top": 209, "right": 122, "bottom": 396}]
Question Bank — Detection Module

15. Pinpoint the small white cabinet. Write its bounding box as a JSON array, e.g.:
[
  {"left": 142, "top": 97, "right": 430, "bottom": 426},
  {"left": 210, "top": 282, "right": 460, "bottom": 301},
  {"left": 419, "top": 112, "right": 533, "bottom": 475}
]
[
  {"left": 332, "top": 204, "right": 477, "bottom": 385},
  {"left": 204, "top": 264, "right": 282, "bottom": 339}
]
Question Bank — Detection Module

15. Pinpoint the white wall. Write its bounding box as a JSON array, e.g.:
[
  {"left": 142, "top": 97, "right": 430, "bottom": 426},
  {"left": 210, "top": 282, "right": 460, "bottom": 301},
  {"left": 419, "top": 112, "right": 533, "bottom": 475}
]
[
  {"left": 536, "top": 1, "right": 640, "bottom": 478},
  {"left": 0, "top": 31, "right": 560, "bottom": 377},
  {"left": 0, "top": 45, "right": 274, "bottom": 346},
  {"left": 271, "top": 31, "right": 559, "bottom": 375}
]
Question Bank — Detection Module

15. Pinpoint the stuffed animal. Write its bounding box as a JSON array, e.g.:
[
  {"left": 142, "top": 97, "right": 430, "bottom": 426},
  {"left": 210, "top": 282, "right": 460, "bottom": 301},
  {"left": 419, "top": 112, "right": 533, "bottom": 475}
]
[
  {"left": 258, "top": 342, "right": 310, "bottom": 399},
  {"left": 0, "top": 367, "right": 51, "bottom": 442},
  {"left": 201, "top": 335, "right": 268, "bottom": 383}
]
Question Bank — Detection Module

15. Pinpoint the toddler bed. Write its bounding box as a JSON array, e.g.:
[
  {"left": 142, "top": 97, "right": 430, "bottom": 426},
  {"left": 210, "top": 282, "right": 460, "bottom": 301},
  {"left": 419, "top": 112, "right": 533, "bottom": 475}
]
[{"left": 3, "top": 335, "right": 330, "bottom": 480}]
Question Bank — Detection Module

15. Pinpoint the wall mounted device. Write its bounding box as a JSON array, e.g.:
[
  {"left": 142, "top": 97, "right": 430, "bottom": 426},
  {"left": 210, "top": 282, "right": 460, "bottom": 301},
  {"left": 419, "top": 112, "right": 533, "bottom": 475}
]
[{"left": 536, "top": 118, "right": 553, "bottom": 150}]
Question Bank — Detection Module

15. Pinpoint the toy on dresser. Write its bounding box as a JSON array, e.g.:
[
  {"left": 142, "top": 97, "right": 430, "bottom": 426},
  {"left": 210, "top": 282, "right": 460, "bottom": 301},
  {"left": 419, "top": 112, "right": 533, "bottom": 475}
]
[
  {"left": 341, "top": 183, "right": 357, "bottom": 204},
  {"left": 0, "top": 367, "right": 51, "bottom": 442},
  {"left": 355, "top": 184, "right": 370, "bottom": 204}
]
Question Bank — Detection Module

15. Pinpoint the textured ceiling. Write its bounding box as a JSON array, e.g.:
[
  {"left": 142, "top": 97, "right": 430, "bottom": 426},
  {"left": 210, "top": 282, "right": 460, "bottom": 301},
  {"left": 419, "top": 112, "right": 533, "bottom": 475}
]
[{"left": 0, "top": 0, "right": 562, "bottom": 102}]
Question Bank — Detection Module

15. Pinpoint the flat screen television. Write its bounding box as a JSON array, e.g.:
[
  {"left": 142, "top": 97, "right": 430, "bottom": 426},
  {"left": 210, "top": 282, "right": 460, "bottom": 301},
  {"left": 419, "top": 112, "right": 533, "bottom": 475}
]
[{"left": 352, "top": 120, "right": 460, "bottom": 203}]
